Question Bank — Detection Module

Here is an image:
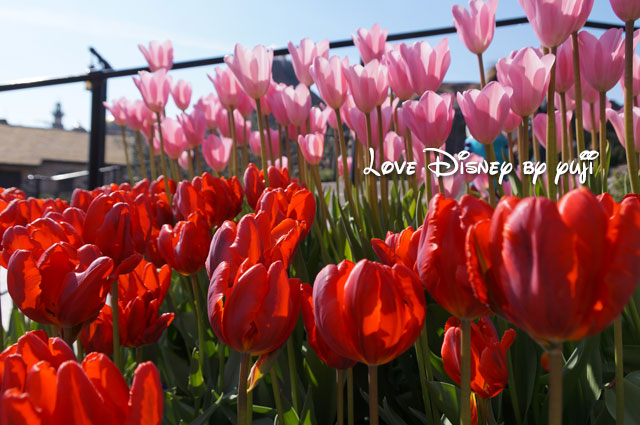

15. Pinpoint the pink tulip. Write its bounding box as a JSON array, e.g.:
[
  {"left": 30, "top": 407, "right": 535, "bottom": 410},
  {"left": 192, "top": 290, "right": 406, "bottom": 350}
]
[
  {"left": 459, "top": 152, "right": 486, "bottom": 183},
  {"left": 620, "top": 54, "right": 640, "bottom": 98},
  {"left": 193, "top": 94, "right": 221, "bottom": 130},
  {"left": 282, "top": 84, "right": 311, "bottom": 127},
  {"left": 533, "top": 110, "right": 573, "bottom": 152},
  {"left": 249, "top": 129, "right": 280, "bottom": 157},
  {"left": 160, "top": 117, "right": 187, "bottom": 159},
  {"left": 573, "top": 0, "right": 594, "bottom": 32},
  {"left": 503, "top": 109, "right": 523, "bottom": 134},
  {"left": 309, "top": 106, "right": 332, "bottom": 134},
  {"left": 568, "top": 74, "right": 600, "bottom": 105},
  {"left": 583, "top": 96, "right": 612, "bottom": 133},
  {"left": 202, "top": 134, "right": 233, "bottom": 172},
  {"left": 339, "top": 95, "right": 357, "bottom": 129},
  {"left": 104, "top": 97, "right": 128, "bottom": 126},
  {"left": 298, "top": 133, "right": 324, "bottom": 165},
  {"left": 224, "top": 43, "right": 273, "bottom": 99},
  {"left": 171, "top": 79, "right": 192, "bottom": 111},
  {"left": 208, "top": 67, "right": 245, "bottom": 109},
  {"left": 400, "top": 39, "right": 451, "bottom": 95},
  {"left": 610, "top": 0, "right": 640, "bottom": 22},
  {"left": 133, "top": 70, "right": 172, "bottom": 114},
  {"left": 288, "top": 38, "right": 330, "bottom": 87},
  {"left": 345, "top": 60, "right": 389, "bottom": 113},
  {"left": 348, "top": 98, "right": 396, "bottom": 149},
  {"left": 457, "top": 81, "right": 512, "bottom": 145},
  {"left": 352, "top": 23, "right": 388, "bottom": 64},
  {"left": 138, "top": 40, "right": 173, "bottom": 72},
  {"left": 236, "top": 90, "right": 256, "bottom": 118},
  {"left": 384, "top": 131, "right": 404, "bottom": 162},
  {"left": 403, "top": 91, "right": 455, "bottom": 149},
  {"left": 267, "top": 82, "right": 291, "bottom": 126},
  {"left": 607, "top": 107, "right": 640, "bottom": 151},
  {"left": 270, "top": 156, "right": 288, "bottom": 170},
  {"left": 178, "top": 150, "right": 194, "bottom": 170},
  {"left": 125, "top": 99, "right": 154, "bottom": 139},
  {"left": 309, "top": 56, "right": 350, "bottom": 110},
  {"left": 337, "top": 155, "right": 353, "bottom": 176},
  {"left": 579, "top": 29, "right": 625, "bottom": 93},
  {"left": 555, "top": 91, "right": 576, "bottom": 110},
  {"left": 177, "top": 110, "right": 207, "bottom": 149},
  {"left": 384, "top": 45, "right": 415, "bottom": 100},
  {"left": 555, "top": 38, "right": 575, "bottom": 93},
  {"left": 518, "top": 0, "right": 581, "bottom": 48},
  {"left": 215, "top": 108, "right": 251, "bottom": 145},
  {"left": 496, "top": 47, "right": 555, "bottom": 117},
  {"left": 452, "top": 0, "right": 499, "bottom": 55}
]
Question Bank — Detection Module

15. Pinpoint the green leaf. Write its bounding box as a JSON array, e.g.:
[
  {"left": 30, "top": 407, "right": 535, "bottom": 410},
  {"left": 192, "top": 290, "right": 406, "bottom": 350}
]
[
  {"left": 299, "top": 385, "right": 318, "bottom": 425},
  {"left": 187, "top": 392, "right": 224, "bottom": 425},
  {"left": 604, "top": 371, "right": 640, "bottom": 425},
  {"left": 427, "top": 381, "right": 459, "bottom": 425}
]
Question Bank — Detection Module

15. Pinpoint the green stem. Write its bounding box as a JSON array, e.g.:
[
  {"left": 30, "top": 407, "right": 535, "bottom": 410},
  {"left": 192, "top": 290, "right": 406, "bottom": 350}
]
[
  {"left": 136, "top": 346, "right": 143, "bottom": 364},
  {"left": 271, "top": 368, "right": 284, "bottom": 424},
  {"left": 424, "top": 150, "right": 433, "bottom": 204},
  {"left": 255, "top": 100, "right": 270, "bottom": 186},
  {"left": 478, "top": 53, "right": 487, "bottom": 88},
  {"left": 190, "top": 274, "right": 206, "bottom": 376},
  {"left": 364, "top": 112, "right": 381, "bottom": 234},
  {"left": 460, "top": 319, "right": 471, "bottom": 425},
  {"left": 599, "top": 91, "right": 609, "bottom": 193},
  {"left": 120, "top": 126, "right": 134, "bottom": 183},
  {"left": 546, "top": 46, "right": 558, "bottom": 201},
  {"left": 264, "top": 114, "right": 274, "bottom": 163},
  {"left": 485, "top": 145, "right": 498, "bottom": 207},
  {"left": 560, "top": 93, "right": 570, "bottom": 195},
  {"left": 347, "top": 368, "right": 355, "bottom": 425},
  {"left": 376, "top": 105, "right": 389, "bottom": 228},
  {"left": 614, "top": 316, "right": 625, "bottom": 425},
  {"left": 217, "top": 341, "right": 225, "bottom": 391},
  {"left": 572, "top": 32, "right": 587, "bottom": 163},
  {"left": 111, "top": 279, "right": 122, "bottom": 371},
  {"left": 228, "top": 107, "right": 238, "bottom": 178},
  {"left": 238, "top": 352, "right": 250, "bottom": 425},
  {"left": 187, "top": 149, "right": 195, "bottom": 181},
  {"left": 286, "top": 337, "right": 299, "bottom": 413},
  {"left": 548, "top": 347, "right": 563, "bottom": 425},
  {"left": 625, "top": 21, "right": 640, "bottom": 194},
  {"left": 337, "top": 369, "right": 345, "bottom": 425},
  {"left": 415, "top": 329, "right": 434, "bottom": 422},
  {"left": 368, "top": 365, "right": 379, "bottom": 425},
  {"left": 520, "top": 117, "right": 530, "bottom": 197},
  {"left": 155, "top": 113, "right": 173, "bottom": 206},
  {"left": 135, "top": 131, "right": 147, "bottom": 180}
]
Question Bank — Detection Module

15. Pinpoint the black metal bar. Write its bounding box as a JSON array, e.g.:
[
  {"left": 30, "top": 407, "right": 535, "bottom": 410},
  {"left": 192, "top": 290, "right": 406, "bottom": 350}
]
[
  {"left": 0, "top": 17, "right": 633, "bottom": 93},
  {"left": 88, "top": 72, "right": 107, "bottom": 189}
]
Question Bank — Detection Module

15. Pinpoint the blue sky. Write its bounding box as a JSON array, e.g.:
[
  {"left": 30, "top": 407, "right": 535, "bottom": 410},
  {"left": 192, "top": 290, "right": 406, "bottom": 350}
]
[{"left": 0, "top": 0, "right": 625, "bottom": 130}]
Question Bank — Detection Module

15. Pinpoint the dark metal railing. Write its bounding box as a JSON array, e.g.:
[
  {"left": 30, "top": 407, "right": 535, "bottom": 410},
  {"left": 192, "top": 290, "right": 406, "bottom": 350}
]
[{"left": 0, "top": 17, "right": 630, "bottom": 189}]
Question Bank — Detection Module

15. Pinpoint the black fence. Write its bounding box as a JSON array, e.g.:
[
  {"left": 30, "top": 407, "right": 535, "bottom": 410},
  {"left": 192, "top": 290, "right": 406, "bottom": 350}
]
[{"left": 0, "top": 17, "right": 630, "bottom": 192}]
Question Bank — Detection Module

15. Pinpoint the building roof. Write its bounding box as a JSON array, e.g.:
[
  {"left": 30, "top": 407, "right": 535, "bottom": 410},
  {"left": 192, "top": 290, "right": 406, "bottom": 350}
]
[{"left": 0, "top": 123, "right": 126, "bottom": 167}]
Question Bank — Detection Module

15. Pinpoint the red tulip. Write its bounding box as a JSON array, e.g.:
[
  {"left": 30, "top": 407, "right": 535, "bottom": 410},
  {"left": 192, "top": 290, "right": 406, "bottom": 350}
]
[
  {"left": 442, "top": 317, "right": 516, "bottom": 399},
  {"left": 467, "top": 189, "right": 640, "bottom": 346},
  {"left": 255, "top": 184, "right": 316, "bottom": 235},
  {"left": 83, "top": 193, "right": 143, "bottom": 276},
  {"left": 243, "top": 163, "right": 296, "bottom": 210},
  {"left": 300, "top": 284, "right": 356, "bottom": 370},
  {"left": 417, "top": 194, "right": 493, "bottom": 319},
  {"left": 208, "top": 260, "right": 301, "bottom": 355},
  {"left": 205, "top": 211, "right": 305, "bottom": 279},
  {"left": 371, "top": 226, "right": 422, "bottom": 273},
  {"left": 7, "top": 242, "right": 113, "bottom": 327},
  {"left": 0, "top": 331, "right": 163, "bottom": 425},
  {"left": 158, "top": 212, "right": 211, "bottom": 275},
  {"left": 312, "top": 259, "right": 426, "bottom": 365}
]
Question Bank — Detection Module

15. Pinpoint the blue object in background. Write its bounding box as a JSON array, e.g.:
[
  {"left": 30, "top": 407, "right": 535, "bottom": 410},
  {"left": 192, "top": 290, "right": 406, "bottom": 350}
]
[{"left": 464, "top": 134, "right": 510, "bottom": 163}]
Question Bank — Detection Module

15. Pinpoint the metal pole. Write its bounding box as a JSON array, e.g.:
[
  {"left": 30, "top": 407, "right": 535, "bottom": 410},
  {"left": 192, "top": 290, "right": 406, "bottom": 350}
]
[{"left": 88, "top": 72, "right": 107, "bottom": 189}]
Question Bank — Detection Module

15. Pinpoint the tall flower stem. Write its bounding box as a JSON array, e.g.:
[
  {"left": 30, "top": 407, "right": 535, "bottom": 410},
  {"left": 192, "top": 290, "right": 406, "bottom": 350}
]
[
  {"left": 337, "top": 369, "right": 345, "bottom": 425},
  {"left": 478, "top": 53, "right": 487, "bottom": 88},
  {"left": 335, "top": 109, "right": 362, "bottom": 228},
  {"left": 376, "top": 105, "right": 389, "bottom": 228},
  {"left": 560, "top": 93, "right": 571, "bottom": 194},
  {"left": 625, "top": 21, "right": 640, "bottom": 194},
  {"left": 519, "top": 116, "right": 530, "bottom": 197},
  {"left": 614, "top": 316, "right": 625, "bottom": 425},
  {"left": 546, "top": 46, "right": 559, "bottom": 201},
  {"left": 460, "top": 318, "right": 471, "bottom": 425},
  {"left": 228, "top": 107, "right": 238, "bottom": 178},
  {"left": 270, "top": 368, "right": 284, "bottom": 424},
  {"left": 135, "top": 132, "right": 147, "bottom": 180},
  {"left": 196, "top": 147, "right": 203, "bottom": 175},
  {"left": 155, "top": 113, "right": 173, "bottom": 205},
  {"left": 368, "top": 365, "right": 379, "bottom": 425},
  {"left": 311, "top": 164, "right": 331, "bottom": 236},
  {"left": 364, "top": 112, "right": 381, "bottom": 232},
  {"left": 406, "top": 130, "right": 418, "bottom": 193},
  {"left": 572, "top": 32, "right": 587, "bottom": 162},
  {"left": 599, "top": 91, "right": 609, "bottom": 192},
  {"left": 149, "top": 153, "right": 158, "bottom": 182},
  {"left": 190, "top": 274, "right": 206, "bottom": 376},
  {"left": 415, "top": 327, "right": 434, "bottom": 422},
  {"left": 424, "top": 150, "right": 433, "bottom": 203},
  {"left": 111, "top": 279, "right": 122, "bottom": 371},
  {"left": 238, "top": 352, "right": 250, "bottom": 425},
  {"left": 347, "top": 368, "right": 355, "bottom": 425},
  {"left": 287, "top": 337, "right": 299, "bottom": 413},
  {"left": 548, "top": 346, "right": 563, "bottom": 425},
  {"left": 120, "top": 126, "right": 134, "bottom": 183},
  {"left": 334, "top": 129, "right": 341, "bottom": 195},
  {"left": 264, "top": 114, "right": 274, "bottom": 163},
  {"left": 297, "top": 127, "right": 307, "bottom": 185},
  {"left": 217, "top": 341, "right": 225, "bottom": 391},
  {"left": 485, "top": 145, "right": 498, "bottom": 207},
  {"left": 187, "top": 149, "right": 195, "bottom": 181},
  {"left": 507, "top": 132, "right": 515, "bottom": 165},
  {"left": 255, "top": 100, "right": 270, "bottom": 186}
]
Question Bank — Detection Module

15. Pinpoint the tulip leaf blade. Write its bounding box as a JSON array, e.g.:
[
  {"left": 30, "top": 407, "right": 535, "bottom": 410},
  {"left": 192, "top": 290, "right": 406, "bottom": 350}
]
[
  {"left": 427, "top": 381, "right": 459, "bottom": 425},
  {"left": 247, "top": 347, "right": 283, "bottom": 392}
]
